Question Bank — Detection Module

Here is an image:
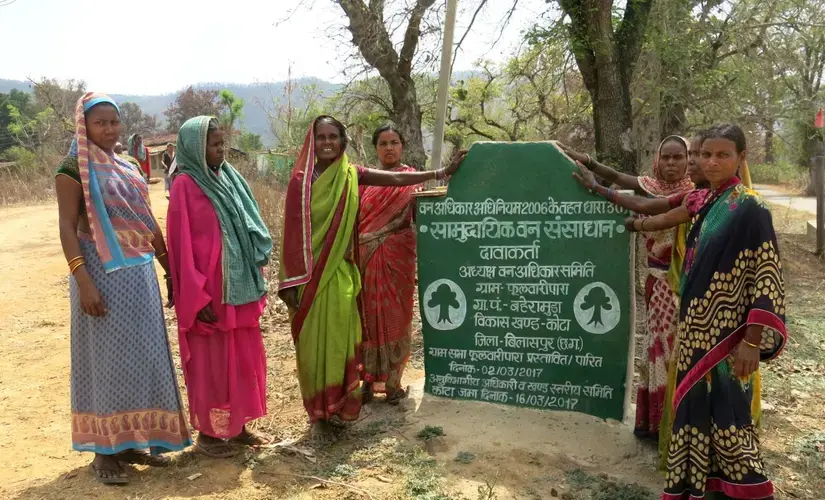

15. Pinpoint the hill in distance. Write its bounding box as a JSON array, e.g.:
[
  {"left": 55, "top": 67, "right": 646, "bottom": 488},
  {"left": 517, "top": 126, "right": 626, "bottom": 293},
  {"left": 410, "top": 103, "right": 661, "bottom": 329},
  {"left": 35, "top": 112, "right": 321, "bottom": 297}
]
[{"left": 0, "top": 78, "right": 341, "bottom": 146}]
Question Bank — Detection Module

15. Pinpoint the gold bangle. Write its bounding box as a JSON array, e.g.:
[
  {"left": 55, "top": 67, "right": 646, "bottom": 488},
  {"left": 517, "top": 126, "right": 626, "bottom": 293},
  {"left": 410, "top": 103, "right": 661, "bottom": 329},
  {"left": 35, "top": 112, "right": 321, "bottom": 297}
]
[
  {"left": 69, "top": 257, "right": 85, "bottom": 271},
  {"left": 70, "top": 261, "right": 86, "bottom": 274},
  {"left": 742, "top": 339, "right": 760, "bottom": 349},
  {"left": 156, "top": 251, "right": 168, "bottom": 259},
  {"left": 67, "top": 256, "right": 84, "bottom": 267}
]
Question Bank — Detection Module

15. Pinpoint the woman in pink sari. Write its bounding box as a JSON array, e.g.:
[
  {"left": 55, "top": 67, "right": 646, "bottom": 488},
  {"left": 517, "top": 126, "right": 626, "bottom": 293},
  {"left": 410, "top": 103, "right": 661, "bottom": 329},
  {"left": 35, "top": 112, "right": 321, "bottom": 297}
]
[
  {"left": 167, "top": 116, "right": 273, "bottom": 458},
  {"left": 359, "top": 125, "right": 418, "bottom": 404}
]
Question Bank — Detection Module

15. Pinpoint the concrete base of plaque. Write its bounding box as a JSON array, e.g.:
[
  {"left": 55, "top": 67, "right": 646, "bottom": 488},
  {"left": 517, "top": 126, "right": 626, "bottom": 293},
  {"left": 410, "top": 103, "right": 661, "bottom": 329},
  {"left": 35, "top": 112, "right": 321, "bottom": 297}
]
[{"left": 400, "top": 377, "right": 660, "bottom": 490}]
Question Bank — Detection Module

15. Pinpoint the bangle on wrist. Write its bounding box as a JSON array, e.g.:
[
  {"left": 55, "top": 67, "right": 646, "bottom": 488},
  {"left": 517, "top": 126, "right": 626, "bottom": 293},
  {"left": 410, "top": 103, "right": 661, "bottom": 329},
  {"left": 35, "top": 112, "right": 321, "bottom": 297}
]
[
  {"left": 742, "top": 339, "right": 760, "bottom": 349},
  {"left": 70, "top": 261, "right": 86, "bottom": 275},
  {"left": 584, "top": 154, "right": 593, "bottom": 169},
  {"left": 156, "top": 251, "right": 167, "bottom": 259}
]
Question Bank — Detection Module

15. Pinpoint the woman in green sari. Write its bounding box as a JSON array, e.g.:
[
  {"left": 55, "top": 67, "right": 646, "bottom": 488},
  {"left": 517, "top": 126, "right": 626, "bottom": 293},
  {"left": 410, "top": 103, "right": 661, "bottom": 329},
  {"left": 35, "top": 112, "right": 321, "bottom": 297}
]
[{"left": 279, "top": 116, "right": 464, "bottom": 439}]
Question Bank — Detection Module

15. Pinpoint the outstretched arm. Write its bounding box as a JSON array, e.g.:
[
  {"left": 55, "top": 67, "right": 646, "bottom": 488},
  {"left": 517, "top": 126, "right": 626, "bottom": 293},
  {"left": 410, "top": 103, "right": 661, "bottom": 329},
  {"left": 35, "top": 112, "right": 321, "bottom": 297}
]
[
  {"left": 360, "top": 167, "right": 442, "bottom": 187},
  {"left": 572, "top": 161, "right": 671, "bottom": 215},
  {"left": 360, "top": 150, "right": 468, "bottom": 186},
  {"left": 625, "top": 205, "right": 691, "bottom": 233},
  {"left": 558, "top": 143, "right": 642, "bottom": 192}
]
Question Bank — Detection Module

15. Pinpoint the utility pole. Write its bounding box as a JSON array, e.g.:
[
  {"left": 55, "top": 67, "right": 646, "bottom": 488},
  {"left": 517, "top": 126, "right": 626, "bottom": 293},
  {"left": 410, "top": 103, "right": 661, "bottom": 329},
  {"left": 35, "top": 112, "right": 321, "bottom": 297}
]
[
  {"left": 816, "top": 154, "right": 824, "bottom": 257},
  {"left": 429, "top": 0, "right": 458, "bottom": 171},
  {"left": 815, "top": 108, "right": 824, "bottom": 257}
]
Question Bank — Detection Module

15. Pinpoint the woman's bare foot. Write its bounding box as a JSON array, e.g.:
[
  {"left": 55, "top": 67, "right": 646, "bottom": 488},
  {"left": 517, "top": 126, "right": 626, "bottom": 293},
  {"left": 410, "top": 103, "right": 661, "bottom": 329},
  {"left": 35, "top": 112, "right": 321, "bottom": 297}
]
[
  {"left": 311, "top": 421, "right": 338, "bottom": 444},
  {"left": 327, "top": 415, "right": 350, "bottom": 429},
  {"left": 89, "top": 453, "right": 129, "bottom": 484},
  {"left": 194, "top": 433, "right": 239, "bottom": 458},
  {"left": 362, "top": 382, "right": 374, "bottom": 404},
  {"left": 232, "top": 425, "right": 271, "bottom": 447}
]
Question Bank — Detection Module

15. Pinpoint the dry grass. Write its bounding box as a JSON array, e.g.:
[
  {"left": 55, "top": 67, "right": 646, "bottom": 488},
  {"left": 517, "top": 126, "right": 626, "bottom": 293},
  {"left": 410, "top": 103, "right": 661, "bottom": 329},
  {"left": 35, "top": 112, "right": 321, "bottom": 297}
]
[
  {"left": 8, "top": 177, "right": 824, "bottom": 500},
  {"left": 0, "top": 161, "right": 58, "bottom": 206}
]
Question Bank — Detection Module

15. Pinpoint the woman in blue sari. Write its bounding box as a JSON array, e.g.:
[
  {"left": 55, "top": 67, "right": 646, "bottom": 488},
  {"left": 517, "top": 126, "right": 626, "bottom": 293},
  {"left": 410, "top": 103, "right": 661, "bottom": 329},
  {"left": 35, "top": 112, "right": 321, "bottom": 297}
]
[{"left": 55, "top": 93, "right": 191, "bottom": 484}]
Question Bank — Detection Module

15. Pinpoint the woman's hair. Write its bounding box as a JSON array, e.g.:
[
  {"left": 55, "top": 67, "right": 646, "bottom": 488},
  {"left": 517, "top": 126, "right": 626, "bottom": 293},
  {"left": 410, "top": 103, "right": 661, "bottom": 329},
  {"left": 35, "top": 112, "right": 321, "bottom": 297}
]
[
  {"left": 372, "top": 123, "right": 406, "bottom": 147},
  {"left": 207, "top": 118, "right": 220, "bottom": 134},
  {"left": 314, "top": 115, "right": 349, "bottom": 151},
  {"left": 702, "top": 123, "right": 747, "bottom": 153}
]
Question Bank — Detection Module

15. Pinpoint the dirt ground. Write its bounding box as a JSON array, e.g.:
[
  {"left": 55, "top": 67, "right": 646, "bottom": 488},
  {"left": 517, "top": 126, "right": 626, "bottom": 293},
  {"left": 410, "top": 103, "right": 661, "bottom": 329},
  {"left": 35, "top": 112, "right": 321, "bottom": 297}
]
[{"left": 0, "top": 183, "right": 822, "bottom": 500}]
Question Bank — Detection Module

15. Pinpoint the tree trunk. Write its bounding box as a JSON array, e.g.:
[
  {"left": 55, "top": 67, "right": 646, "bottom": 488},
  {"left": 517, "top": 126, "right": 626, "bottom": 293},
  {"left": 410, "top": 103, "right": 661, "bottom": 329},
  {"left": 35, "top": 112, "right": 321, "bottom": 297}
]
[
  {"left": 560, "top": 0, "right": 654, "bottom": 174},
  {"left": 764, "top": 126, "right": 774, "bottom": 164},
  {"left": 803, "top": 132, "right": 820, "bottom": 195},
  {"left": 388, "top": 75, "right": 427, "bottom": 169},
  {"left": 337, "top": 0, "right": 435, "bottom": 172},
  {"left": 590, "top": 76, "right": 636, "bottom": 172},
  {"left": 632, "top": 48, "right": 661, "bottom": 174}
]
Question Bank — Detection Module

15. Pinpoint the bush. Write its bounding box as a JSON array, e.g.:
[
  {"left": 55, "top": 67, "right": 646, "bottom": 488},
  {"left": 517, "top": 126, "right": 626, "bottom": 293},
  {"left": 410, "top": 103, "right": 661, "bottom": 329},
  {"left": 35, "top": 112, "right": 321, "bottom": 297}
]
[
  {"left": 5, "top": 146, "right": 39, "bottom": 170},
  {"left": 0, "top": 147, "right": 60, "bottom": 205},
  {"left": 749, "top": 161, "right": 808, "bottom": 188}
]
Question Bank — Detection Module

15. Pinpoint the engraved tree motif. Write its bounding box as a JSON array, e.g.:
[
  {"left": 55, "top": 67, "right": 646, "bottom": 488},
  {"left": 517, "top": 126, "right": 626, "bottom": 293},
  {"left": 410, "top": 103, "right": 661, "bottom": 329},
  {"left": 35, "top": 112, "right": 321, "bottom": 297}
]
[
  {"left": 427, "top": 283, "right": 460, "bottom": 323},
  {"left": 581, "top": 285, "right": 612, "bottom": 327}
]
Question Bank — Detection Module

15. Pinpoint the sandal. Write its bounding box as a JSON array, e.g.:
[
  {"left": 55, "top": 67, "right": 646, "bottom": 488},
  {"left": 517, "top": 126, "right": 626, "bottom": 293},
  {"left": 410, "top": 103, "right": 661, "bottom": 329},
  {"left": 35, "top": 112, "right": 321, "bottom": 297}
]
[
  {"left": 116, "top": 449, "right": 171, "bottom": 467},
  {"left": 386, "top": 388, "right": 407, "bottom": 406},
  {"left": 194, "top": 437, "right": 239, "bottom": 458},
  {"left": 231, "top": 427, "right": 271, "bottom": 447},
  {"left": 89, "top": 459, "right": 129, "bottom": 485}
]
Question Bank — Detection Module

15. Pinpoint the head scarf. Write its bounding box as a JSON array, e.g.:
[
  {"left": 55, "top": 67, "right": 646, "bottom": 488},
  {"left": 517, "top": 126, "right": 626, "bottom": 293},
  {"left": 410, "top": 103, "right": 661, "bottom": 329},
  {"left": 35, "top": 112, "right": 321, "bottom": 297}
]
[
  {"left": 175, "top": 116, "right": 272, "bottom": 305},
  {"left": 638, "top": 135, "right": 695, "bottom": 197},
  {"left": 127, "top": 133, "right": 147, "bottom": 161},
  {"left": 70, "top": 92, "right": 155, "bottom": 272}
]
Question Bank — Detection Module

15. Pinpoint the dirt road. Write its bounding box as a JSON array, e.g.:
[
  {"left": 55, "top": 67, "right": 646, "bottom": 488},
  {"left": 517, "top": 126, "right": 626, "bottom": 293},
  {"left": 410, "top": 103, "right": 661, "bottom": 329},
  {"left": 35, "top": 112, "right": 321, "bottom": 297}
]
[
  {"left": 1, "top": 183, "right": 671, "bottom": 500},
  {"left": 0, "top": 185, "right": 175, "bottom": 497}
]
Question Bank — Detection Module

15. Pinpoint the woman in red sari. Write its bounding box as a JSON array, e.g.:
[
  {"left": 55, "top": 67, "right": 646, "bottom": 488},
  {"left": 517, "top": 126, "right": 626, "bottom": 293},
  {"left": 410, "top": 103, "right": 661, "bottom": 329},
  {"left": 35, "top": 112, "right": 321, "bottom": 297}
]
[{"left": 359, "top": 125, "right": 418, "bottom": 404}]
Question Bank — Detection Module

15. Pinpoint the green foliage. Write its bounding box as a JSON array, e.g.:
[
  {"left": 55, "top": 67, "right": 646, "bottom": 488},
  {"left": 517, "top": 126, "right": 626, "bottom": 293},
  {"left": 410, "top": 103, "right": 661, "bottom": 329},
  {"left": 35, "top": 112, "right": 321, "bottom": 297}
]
[
  {"left": 237, "top": 131, "right": 264, "bottom": 152},
  {"left": 454, "top": 451, "right": 475, "bottom": 464},
  {"left": 416, "top": 425, "right": 444, "bottom": 441},
  {"left": 4, "top": 145, "right": 38, "bottom": 169},
  {"left": 262, "top": 81, "right": 326, "bottom": 152},
  {"left": 565, "top": 469, "right": 656, "bottom": 500},
  {"left": 446, "top": 42, "right": 591, "bottom": 148},
  {"left": 219, "top": 89, "right": 244, "bottom": 141},
  {"left": 749, "top": 161, "right": 808, "bottom": 187},
  {"left": 0, "top": 89, "right": 34, "bottom": 154},
  {"left": 329, "top": 463, "right": 359, "bottom": 480},
  {"left": 395, "top": 447, "right": 451, "bottom": 500}
]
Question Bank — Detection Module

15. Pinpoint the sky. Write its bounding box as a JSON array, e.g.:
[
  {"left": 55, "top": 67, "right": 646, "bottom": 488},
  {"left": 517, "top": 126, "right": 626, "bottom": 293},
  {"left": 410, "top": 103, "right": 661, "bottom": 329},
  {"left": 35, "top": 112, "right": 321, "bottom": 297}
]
[{"left": 0, "top": 0, "right": 549, "bottom": 96}]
